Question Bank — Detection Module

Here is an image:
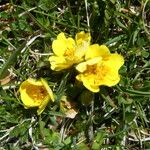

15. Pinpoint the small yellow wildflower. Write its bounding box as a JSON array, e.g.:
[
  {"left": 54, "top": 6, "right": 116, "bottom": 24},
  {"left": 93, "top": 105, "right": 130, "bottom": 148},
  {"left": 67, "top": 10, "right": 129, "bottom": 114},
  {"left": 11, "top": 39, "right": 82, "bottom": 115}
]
[
  {"left": 19, "top": 78, "right": 54, "bottom": 115},
  {"left": 49, "top": 31, "right": 91, "bottom": 71},
  {"left": 76, "top": 44, "right": 124, "bottom": 92}
]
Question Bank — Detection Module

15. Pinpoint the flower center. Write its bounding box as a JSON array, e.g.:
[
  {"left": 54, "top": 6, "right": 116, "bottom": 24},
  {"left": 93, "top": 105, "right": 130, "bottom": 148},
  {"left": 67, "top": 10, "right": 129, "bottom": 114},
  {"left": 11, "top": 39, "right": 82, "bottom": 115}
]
[
  {"left": 26, "top": 85, "right": 48, "bottom": 103},
  {"left": 64, "top": 48, "right": 78, "bottom": 64},
  {"left": 85, "top": 63, "right": 109, "bottom": 81},
  {"left": 86, "top": 65, "right": 97, "bottom": 74},
  {"left": 97, "top": 65, "right": 109, "bottom": 80},
  {"left": 64, "top": 48, "right": 74, "bottom": 57}
]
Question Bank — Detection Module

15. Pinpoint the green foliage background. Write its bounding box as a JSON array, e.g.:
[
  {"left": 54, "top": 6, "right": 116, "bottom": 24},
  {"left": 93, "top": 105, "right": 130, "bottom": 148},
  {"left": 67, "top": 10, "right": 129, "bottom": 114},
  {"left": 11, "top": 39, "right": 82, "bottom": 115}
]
[{"left": 0, "top": 0, "right": 150, "bottom": 149}]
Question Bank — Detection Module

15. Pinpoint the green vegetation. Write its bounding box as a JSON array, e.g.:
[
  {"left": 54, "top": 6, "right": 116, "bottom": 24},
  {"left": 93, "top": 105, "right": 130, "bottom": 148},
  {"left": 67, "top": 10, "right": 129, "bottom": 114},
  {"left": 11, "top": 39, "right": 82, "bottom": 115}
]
[{"left": 0, "top": 0, "right": 150, "bottom": 149}]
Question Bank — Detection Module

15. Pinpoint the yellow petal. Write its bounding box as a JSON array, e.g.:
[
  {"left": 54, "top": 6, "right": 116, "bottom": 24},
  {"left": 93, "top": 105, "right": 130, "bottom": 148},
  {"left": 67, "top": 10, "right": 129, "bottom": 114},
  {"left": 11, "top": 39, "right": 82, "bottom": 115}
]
[
  {"left": 37, "top": 79, "right": 55, "bottom": 115},
  {"left": 52, "top": 33, "right": 75, "bottom": 56},
  {"left": 75, "top": 31, "right": 91, "bottom": 45},
  {"left": 76, "top": 62, "right": 87, "bottom": 73},
  {"left": 104, "top": 53, "right": 124, "bottom": 71},
  {"left": 57, "top": 32, "right": 66, "bottom": 40},
  {"left": 85, "top": 44, "right": 110, "bottom": 60},
  {"left": 75, "top": 31, "right": 91, "bottom": 58},
  {"left": 40, "top": 78, "right": 54, "bottom": 102},
  {"left": 97, "top": 53, "right": 124, "bottom": 87},
  {"left": 102, "top": 75, "right": 120, "bottom": 87},
  {"left": 52, "top": 39, "right": 67, "bottom": 56},
  {"left": 76, "top": 57, "right": 102, "bottom": 73},
  {"left": 25, "top": 78, "right": 43, "bottom": 86},
  {"left": 37, "top": 96, "right": 50, "bottom": 115},
  {"left": 91, "top": 54, "right": 124, "bottom": 87},
  {"left": 49, "top": 56, "right": 66, "bottom": 64},
  {"left": 76, "top": 74, "right": 82, "bottom": 81},
  {"left": 95, "top": 70, "right": 120, "bottom": 87},
  {"left": 76, "top": 74, "right": 99, "bottom": 92},
  {"left": 49, "top": 56, "right": 71, "bottom": 71},
  {"left": 19, "top": 86, "right": 40, "bottom": 107},
  {"left": 74, "top": 45, "right": 87, "bottom": 59},
  {"left": 86, "top": 57, "right": 102, "bottom": 65},
  {"left": 66, "top": 38, "right": 75, "bottom": 49},
  {"left": 83, "top": 81, "right": 100, "bottom": 93}
]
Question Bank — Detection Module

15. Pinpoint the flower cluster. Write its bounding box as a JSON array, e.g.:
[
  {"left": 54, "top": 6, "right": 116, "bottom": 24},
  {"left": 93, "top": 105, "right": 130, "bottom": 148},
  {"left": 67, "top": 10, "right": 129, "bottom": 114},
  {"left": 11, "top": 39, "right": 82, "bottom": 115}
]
[
  {"left": 19, "top": 31, "right": 124, "bottom": 114},
  {"left": 49, "top": 32, "right": 124, "bottom": 92},
  {"left": 49, "top": 32, "right": 91, "bottom": 71}
]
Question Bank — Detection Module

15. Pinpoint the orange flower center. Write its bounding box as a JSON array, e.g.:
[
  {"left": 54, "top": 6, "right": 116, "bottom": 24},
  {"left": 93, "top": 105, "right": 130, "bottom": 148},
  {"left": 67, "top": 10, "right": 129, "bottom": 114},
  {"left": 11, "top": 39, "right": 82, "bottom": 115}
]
[
  {"left": 64, "top": 48, "right": 78, "bottom": 64},
  {"left": 85, "top": 63, "right": 109, "bottom": 81},
  {"left": 97, "top": 65, "right": 109, "bottom": 80},
  {"left": 26, "top": 85, "right": 48, "bottom": 103},
  {"left": 86, "top": 65, "right": 97, "bottom": 74},
  {"left": 64, "top": 48, "right": 74, "bottom": 57}
]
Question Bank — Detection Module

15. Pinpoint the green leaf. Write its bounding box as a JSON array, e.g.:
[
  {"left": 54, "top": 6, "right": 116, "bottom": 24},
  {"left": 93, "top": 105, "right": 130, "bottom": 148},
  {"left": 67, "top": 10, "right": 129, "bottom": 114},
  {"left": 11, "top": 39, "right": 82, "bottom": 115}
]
[
  {"left": 55, "top": 73, "right": 69, "bottom": 103},
  {"left": 77, "top": 143, "right": 90, "bottom": 150},
  {"left": 125, "top": 112, "right": 136, "bottom": 124},
  {"left": 125, "top": 89, "right": 150, "bottom": 96},
  {"left": 92, "top": 131, "right": 106, "bottom": 150},
  {"left": 142, "top": 51, "right": 149, "bottom": 58},
  {"left": 116, "top": 18, "right": 127, "bottom": 29}
]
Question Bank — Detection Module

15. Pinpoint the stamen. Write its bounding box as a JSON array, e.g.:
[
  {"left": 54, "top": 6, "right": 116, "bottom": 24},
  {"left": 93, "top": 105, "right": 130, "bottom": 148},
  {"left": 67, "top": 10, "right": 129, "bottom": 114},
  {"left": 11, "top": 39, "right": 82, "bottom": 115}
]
[
  {"left": 26, "top": 85, "right": 48, "bottom": 103},
  {"left": 84, "top": 63, "right": 109, "bottom": 81}
]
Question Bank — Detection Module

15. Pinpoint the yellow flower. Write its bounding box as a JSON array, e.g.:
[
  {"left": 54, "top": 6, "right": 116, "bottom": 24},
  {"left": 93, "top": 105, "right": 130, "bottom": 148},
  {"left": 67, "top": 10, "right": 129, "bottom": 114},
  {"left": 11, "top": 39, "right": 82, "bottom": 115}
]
[
  {"left": 19, "top": 78, "right": 54, "bottom": 115},
  {"left": 76, "top": 44, "right": 124, "bottom": 92},
  {"left": 49, "top": 31, "right": 91, "bottom": 71}
]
